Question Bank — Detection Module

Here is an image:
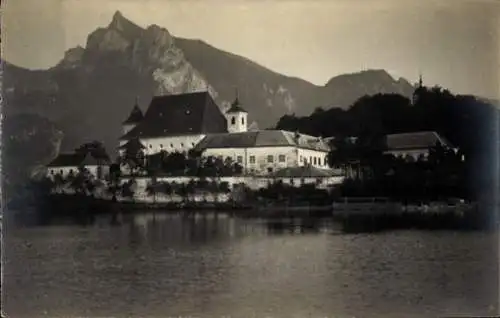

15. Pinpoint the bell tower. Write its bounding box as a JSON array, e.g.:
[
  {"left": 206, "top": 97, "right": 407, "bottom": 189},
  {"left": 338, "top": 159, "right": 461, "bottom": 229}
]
[
  {"left": 225, "top": 89, "right": 248, "bottom": 133},
  {"left": 412, "top": 73, "right": 424, "bottom": 106}
]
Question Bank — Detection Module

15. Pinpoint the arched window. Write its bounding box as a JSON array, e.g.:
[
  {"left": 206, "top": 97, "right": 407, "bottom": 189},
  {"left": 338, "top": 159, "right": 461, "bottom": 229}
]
[
  {"left": 231, "top": 117, "right": 236, "bottom": 125},
  {"left": 241, "top": 117, "right": 245, "bottom": 125}
]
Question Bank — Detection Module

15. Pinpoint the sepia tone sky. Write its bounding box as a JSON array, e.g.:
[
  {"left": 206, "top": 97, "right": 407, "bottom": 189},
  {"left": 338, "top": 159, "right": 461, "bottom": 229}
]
[{"left": 3, "top": 0, "right": 500, "bottom": 98}]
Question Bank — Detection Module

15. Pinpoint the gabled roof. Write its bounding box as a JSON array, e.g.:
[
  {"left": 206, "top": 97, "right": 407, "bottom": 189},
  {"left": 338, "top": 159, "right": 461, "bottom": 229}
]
[
  {"left": 193, "top": 130, "right": 330, "bottom": 152},
  {"left": 118, "top": 137, "right": 146, "bottom": 150},
  {"left": 80, "top": 153, "right": 103, "bottom": 166},
  {"left": 47, "top": 153, "right": 85, "bottom": 167},
  {"left": 123, "top": 103, "right": 144, "bottom": 124},
  {"left": 226, "top": 97, "right": 247, "bottom": 114},
  {"left": 272, "top": 166, "right": 340, "bottom": 178},
  {"left": 47, "top": 152, "right": 110, "bottom": 167},
  {"left": 386, "top": 131, "right": 453, "bottom": 151},
  {"left": 120, "top": 91, "right": 228, "bottom": 140}
]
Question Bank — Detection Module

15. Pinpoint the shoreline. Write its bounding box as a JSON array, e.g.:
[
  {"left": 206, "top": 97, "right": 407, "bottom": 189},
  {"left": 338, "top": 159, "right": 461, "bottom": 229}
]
[{"left": 20, "top": 193, "right": 496, "bottom": 232}]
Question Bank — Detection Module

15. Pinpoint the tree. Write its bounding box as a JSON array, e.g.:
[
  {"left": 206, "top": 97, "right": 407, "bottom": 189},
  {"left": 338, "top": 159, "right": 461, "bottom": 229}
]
[
  {"left": 163, "top": 152, "right": 188, "bottom": 175},
  {"left": 53, "top": 173, "right": 66, "bottom": 193},
  {"left": 145, "top": 180, "right": 158, "bottom": 203},
  {"left": 159, "top": 181, "right": 174, "bottom": 201},
  {"left": 121, "top": 179, "right": 136, "bottom": 201},
  {"left": 219, "top": 181, "right": 231, "bottom": 194},
  {"left": 107, "top": 162, "right": 122, "bottom": 200},
  {"left": 120, "top": 139, "right": 146, "bottom": 176},
  {"left": 177, "top": 183, "right": 188, "bottom": 203},
  {"left": 69, "top": 166, "right": 88, "bottom": 194},
  {"left": 75, "top": 140, "right": 109, "bottom": 161},
  {"left": 328, "top": 136, "right": 361, "bottom": 178},
  {"left": 186, "top": 179, "right": 197, "bottom": 202}
]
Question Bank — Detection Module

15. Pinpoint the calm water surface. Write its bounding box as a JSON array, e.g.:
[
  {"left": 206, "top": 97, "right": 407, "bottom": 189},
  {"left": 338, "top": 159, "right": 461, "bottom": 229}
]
[{"left": 4, "top": 212, "right": 499, "bottom": 317}]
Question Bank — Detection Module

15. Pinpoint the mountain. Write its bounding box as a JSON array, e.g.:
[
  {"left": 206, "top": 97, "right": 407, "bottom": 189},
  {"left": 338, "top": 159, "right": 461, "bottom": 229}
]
[{"left": 3, "top": 11, "right": 415, "bottom": 168}]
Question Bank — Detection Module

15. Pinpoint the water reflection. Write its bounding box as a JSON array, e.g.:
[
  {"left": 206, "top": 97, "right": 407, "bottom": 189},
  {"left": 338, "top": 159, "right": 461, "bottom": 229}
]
[{"left": 4, "top": 211, "right": 499, "bottom": 318}]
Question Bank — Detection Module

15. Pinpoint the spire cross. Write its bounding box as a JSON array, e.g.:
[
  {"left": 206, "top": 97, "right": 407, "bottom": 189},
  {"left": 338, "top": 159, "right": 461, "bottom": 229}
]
[{"left": 234, "top": 86, "right": 240, "bottom": 103}]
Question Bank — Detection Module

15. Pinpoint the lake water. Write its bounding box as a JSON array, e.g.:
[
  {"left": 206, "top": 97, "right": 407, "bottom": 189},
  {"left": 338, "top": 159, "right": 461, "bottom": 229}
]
[{"left": 3, "top": 212, "right": 499, "bottom": 317}]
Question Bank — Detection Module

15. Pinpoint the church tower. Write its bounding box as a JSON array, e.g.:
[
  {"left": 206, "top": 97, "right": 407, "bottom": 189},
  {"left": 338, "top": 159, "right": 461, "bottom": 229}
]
[
  {"left": 225, "top": 90, "right": 248, "bottom": 133},
  {"left": 122, "top": 97, "right": 144, "bottom": 135},
  {"left": 412, "top": 74, "right": 424, "bottom": 106}
]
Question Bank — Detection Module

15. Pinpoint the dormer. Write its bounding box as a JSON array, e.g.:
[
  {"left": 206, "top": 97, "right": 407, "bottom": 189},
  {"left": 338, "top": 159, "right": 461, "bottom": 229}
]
[
  {"left": 122, "top": 98, "right": 144, "bottom": 135},
  {"left": 225, "top": 93, "right": 248, "bottom": 133}
]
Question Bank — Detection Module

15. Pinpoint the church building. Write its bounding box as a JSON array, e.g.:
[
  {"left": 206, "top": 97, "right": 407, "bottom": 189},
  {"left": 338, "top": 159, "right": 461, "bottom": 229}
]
[
  {"left": 119, "top": 92, "right": 227, "bottom": 155},
  {"left": 119, "top": 91, "right": 333, "bottom": 175}
]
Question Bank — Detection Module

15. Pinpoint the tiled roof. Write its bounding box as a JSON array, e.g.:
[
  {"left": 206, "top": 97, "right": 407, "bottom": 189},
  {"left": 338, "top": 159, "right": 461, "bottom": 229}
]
[
  {"left": 47, "top": 153, "right": 110, "bottom": 167},
  {"left": 272, "top": 166, "right": 339, "bottom": 178},
  {"left": 193, "top": 130, "right": 330, "bottom": 152},
  {"left": 120, "top": 92, "right": 228, "bottom": 140},
  {"left": 81, "top": 153, "right": 107, "bottom": 166},
  {"left": 47, "top": 153, "right": 84, "bottom": 167},
  {"left": 386, "top": 131, "right": 453, "bottom": 151},
  {"left": 226, "top": 98, "right": 247, "bottom": 113},
  {"left": 123, "top": 103, "right": 144, "bottom": 124}
]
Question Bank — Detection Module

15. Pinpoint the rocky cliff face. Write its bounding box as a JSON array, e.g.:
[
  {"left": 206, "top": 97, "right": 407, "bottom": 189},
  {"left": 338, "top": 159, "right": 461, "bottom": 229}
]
[
  {"left": 82, "top": 11, "right": 217, "bottom": 98},
  {"left": 3, "top": 11, "right": 415, "bottom": 163}
]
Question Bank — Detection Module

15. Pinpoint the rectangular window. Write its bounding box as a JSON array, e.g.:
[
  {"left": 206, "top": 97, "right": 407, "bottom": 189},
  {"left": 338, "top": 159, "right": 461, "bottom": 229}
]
[
  {"left": 267, "top": 155, "right": 274, "bottom": 163},
  {"left": 313, "top": 157, "right": 317, "bottom": 165},
  {"left": 237, "top": 156, "right": 243, "bottom": 163},
  {"left": 309, "top": 156, "right": 312, "bottom": 164},
  {"left": 249, "top": 156, "right": 256, "bottom": 164},
  {"left": 278, "top": 155, "right": 286, "bottom": 163}
]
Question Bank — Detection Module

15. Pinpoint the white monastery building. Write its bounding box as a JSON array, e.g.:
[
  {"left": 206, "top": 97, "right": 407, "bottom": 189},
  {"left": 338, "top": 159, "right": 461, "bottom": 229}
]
[
  {"left": 384, "top": 131, "right": 457, "bottom": 161},
  {"left": 119, "top": 91, "right": 333, "bottom": 175},
  {"left": 47, "top": 152, "right": 110, "bottom": 180}
]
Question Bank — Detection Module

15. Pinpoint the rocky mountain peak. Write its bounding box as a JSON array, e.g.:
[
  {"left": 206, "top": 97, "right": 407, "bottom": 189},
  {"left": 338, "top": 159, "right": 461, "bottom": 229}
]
[
  {"left": 85, "top": 11, "right": 144, "bottom": 52},
  {"left": 108, "top": 11, "right": 143, "bottom": 36}
]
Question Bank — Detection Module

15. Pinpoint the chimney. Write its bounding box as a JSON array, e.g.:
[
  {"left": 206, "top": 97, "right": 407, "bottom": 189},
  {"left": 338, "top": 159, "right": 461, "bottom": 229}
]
[{"left": 294, "top": 131, "right": 300, "bottom": 143}]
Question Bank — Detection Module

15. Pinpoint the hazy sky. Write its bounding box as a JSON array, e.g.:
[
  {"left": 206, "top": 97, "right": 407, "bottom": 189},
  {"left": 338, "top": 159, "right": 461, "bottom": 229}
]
[{"left": 3, "top": 0, "right": 500, "bottom": 98}]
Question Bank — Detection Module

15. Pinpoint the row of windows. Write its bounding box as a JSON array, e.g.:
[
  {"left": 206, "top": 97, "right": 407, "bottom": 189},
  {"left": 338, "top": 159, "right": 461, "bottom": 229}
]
[
  {"left": 230, "top": 116, "right": 245, "bottom": 125},
  {"left": 224, "top": 154, "right": 287, "bottom": 164},
  {"left": 216, "top": 154, "right": 328, "bottom": 165},
  {"left": 146, "top": 142, "right": 196, "bottom": 150},
  {"left": 300, "top": 155, "right": 328, "bottom": 166}
]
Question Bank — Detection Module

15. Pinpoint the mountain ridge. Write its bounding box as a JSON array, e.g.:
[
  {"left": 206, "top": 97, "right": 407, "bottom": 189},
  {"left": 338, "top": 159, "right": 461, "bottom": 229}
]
[{"left": 3, "top": 11, "right": 415, "bottom": 162}]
